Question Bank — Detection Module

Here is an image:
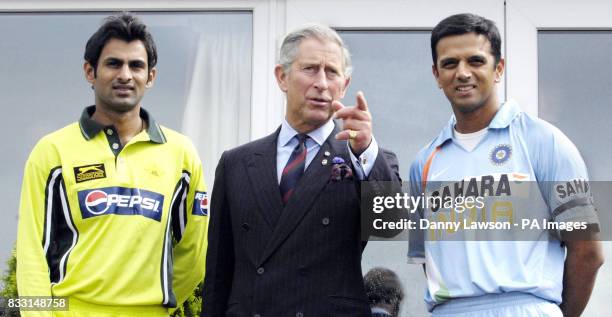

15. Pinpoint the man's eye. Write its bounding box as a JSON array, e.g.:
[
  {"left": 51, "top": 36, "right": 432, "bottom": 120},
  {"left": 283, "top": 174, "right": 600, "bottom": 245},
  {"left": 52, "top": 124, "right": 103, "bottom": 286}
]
[
  {"left": 469, "top": 60, "right": 485, "bottom": 66},
  {"left": 441, "top": 61, "right": 457, "bottom": 68},
  {"left": 326, "top": 69, "right": 339, "bottom": 78},
  {"left": 130, "top": 62, "right": 146, "bottom": 69}
]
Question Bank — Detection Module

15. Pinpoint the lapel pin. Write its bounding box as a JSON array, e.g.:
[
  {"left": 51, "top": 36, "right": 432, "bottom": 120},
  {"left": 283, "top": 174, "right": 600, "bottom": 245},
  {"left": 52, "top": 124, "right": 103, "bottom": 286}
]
[{"left": 322, "top": 159, "right": 328, "bottom": 165}]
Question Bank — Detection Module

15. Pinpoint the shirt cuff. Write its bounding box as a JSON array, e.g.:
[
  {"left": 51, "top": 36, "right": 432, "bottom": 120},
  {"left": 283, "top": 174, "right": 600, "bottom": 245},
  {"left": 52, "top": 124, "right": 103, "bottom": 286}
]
[{"left": 348, "top": 136, "right": 379, "bottom": 180}]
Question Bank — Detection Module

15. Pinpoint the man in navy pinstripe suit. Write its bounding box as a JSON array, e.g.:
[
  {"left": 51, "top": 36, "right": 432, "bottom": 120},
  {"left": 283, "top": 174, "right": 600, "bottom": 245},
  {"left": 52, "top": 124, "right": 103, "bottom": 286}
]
[{"left": 202, "top": 23, "right": 401, "bottom": 317}]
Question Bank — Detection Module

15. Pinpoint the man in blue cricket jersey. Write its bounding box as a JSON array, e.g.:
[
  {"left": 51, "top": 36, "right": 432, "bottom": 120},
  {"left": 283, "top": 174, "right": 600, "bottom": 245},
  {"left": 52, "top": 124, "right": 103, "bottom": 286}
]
[{"left": 408, "top": 13, "right": 604, "bottom": 316}]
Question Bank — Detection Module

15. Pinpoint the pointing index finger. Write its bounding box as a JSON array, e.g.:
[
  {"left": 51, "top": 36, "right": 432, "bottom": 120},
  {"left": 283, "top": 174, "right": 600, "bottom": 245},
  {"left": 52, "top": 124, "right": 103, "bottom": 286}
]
[{"left": 356, "top": 91, "right": 368, "bottom": 111}]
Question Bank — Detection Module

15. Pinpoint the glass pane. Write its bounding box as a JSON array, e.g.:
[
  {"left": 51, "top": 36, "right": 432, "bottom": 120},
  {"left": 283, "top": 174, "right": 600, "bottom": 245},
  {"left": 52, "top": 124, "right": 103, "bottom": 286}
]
[
  {"left": 538, "top": 30, "right": 612, "bottom": 181},
  {"left": 340, "top": 30, "right": 451, "bottom": 177}
]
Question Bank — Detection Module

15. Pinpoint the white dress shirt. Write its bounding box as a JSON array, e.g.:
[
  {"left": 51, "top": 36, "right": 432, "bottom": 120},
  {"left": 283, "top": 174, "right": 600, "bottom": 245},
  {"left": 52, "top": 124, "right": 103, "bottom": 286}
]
[{"left": 276, "top": 119, "right": 379, "bottom": 183}]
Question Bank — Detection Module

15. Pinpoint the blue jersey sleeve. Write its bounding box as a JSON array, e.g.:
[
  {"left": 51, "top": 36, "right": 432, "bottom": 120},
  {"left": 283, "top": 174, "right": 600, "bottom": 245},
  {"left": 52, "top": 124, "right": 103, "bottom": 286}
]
[{"left": 530, "top": 120, "right": 599, "bottom": 227}]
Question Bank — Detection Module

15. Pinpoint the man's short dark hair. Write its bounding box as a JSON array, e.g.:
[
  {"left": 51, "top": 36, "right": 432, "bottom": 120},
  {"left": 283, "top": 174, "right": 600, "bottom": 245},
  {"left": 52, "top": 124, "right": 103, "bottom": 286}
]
[
  {"left": 84, "top": 12, "right": 157, "bottom": 75},
  {"left": 364, "top": 267, "right": 404, "bottom": 317},
  {"left": 431, "top": 13, "right": 501, "bottom": 66}
]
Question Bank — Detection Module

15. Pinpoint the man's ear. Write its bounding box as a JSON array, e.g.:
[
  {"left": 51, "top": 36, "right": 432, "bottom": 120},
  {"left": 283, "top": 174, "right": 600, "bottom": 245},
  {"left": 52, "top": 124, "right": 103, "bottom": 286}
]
[
  {"left": 432, "top": 64, "right": 442, "bottom": 88},
  {"left": 494, "top": 57, "right": 505, "bottom": 83},
  {"left": 146, "top": 67, "right": 157, "bottom": 88},
  {"left": 274, "top": 64, "right": 288, "bottom": 92},
  {"left": 84, "top": 62, "right": 95, "bottom": 84},
  {"left": 339, "top": 75, "right": 351, "bottom": 99}
]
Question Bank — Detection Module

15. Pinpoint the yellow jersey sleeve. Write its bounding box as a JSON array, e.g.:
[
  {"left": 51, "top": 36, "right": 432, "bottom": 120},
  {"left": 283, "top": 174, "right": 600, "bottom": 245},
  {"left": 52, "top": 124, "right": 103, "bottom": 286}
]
[
  {"left": 16, "top": 141, "right": 56, "bottom": 317},
  {"left": 171, "top": 140, "right": 209, "bottom": 308}
]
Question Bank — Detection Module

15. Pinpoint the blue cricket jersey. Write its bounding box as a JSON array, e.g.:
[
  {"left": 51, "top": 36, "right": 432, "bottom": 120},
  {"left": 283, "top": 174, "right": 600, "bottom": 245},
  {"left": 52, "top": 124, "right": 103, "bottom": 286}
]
[{"left": 407, "top": 100, "right": 598, "bottom": 311}]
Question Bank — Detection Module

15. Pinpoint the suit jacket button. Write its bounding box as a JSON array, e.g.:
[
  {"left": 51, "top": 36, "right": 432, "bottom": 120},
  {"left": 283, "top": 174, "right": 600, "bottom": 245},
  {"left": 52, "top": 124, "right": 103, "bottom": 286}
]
[
  {"left": 296, "top": 313, "right": 304, "bottom": 317},
  {"left": 257, "top": 267, "right": 265, "bottom": 275},
  {"left": 241, "top": 223, "right": 250, "bottom": 231},
  {"left": 322, "top": 217, "right": 330, "bottom": 226},
  {"left": 253, "top": 314, "right": 261, "bottom": 317},
  {"left": 299, "top": 266, "right": 307, "bottom": 276}
]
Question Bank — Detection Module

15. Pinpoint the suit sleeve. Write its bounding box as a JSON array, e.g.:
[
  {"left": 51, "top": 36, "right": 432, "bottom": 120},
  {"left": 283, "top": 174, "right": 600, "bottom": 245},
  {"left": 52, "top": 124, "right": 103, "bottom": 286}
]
[
  {"left": 16, "top": 153, "right": 54, "bottom": 317},
  {"left": 361, "top": 148, "right": 404, "bottom": 239},
  {"left": 201, "top": 152, "right": 235, "bottom": 317},
  {"left": 365, "top": 148, "right": 401, "bottom": 183},
  {"left": 171, "top": 144, "right": 209, "bottom": 308}
]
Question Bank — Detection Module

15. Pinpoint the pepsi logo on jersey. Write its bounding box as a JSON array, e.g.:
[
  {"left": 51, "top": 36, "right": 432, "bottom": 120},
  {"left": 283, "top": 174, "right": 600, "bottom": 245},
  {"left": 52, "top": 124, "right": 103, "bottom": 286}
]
[
  {"left": 78, "top": 187, "right": 164, "bottom": 221},
  {"left": 193, "top": 191, "right": 209, "bottom": 216}
]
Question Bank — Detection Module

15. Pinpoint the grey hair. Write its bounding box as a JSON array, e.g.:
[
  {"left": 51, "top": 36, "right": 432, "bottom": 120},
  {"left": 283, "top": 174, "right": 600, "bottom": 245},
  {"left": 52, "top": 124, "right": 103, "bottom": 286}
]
[{"left": 279, "top": 23, "right": 353, "bottom": 77}]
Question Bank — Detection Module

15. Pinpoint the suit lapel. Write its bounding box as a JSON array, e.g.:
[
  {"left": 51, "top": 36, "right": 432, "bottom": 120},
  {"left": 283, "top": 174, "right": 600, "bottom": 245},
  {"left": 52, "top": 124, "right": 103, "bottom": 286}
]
[
  {"left": 258, "top": 122, "right": 350, "bottom": 266},
  {"left": 245, "top": 128, "right": 284, "bottom": 229}
]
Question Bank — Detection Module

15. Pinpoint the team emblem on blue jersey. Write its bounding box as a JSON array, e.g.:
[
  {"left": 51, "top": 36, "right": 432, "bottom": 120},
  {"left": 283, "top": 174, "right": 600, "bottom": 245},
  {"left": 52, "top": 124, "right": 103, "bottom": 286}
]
[
  {"left": 78, "top": 187, "right": 164, "bottom": 221},
  {"left": 193, "top": 191, "right": 209, "bottom": 216},
  {"left": 490, "top": 144, "right": 512, "bottom": 165}
]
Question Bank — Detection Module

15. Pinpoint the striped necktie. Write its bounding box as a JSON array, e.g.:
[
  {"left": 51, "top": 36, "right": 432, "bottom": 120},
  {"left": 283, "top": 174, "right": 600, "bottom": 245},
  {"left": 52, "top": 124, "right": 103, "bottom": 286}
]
[{"left": 279, "top": 134, "right": 308, "bottom": 204}]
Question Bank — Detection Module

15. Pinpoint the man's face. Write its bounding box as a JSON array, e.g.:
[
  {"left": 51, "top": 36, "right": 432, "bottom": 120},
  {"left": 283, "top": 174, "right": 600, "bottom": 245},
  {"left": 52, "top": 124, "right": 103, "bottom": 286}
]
[
  {"left": 85, "top": 38, "right": 156, "bottom": 113},
  {"left": 275, "top": 38, "right": 350, "bottom": 132},
  {"left": 433, "top": 32, "right": 504, "bottom": 114}
]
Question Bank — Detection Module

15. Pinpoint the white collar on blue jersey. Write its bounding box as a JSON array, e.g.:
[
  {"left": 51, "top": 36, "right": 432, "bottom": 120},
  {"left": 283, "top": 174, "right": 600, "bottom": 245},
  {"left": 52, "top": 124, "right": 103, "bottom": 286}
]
[
  {"left": 432, "top": 99, "right": 523, "bottom": 148},
  {"left": 278, "top": 118, "right": 335, "bottom": 147}
]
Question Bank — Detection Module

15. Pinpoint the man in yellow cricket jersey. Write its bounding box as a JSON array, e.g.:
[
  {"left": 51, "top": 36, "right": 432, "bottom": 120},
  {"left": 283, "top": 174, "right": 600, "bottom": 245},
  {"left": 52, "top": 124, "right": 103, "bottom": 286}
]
[{"left": 16, "top": 12, "right": 208, "bottom": 316}]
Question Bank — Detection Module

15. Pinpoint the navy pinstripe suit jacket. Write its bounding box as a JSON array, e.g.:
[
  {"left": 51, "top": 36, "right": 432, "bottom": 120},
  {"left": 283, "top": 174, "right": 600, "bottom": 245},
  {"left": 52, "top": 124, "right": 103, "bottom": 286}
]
[{"left": 202, "top": 123, "right": 401, "bottom": 317}]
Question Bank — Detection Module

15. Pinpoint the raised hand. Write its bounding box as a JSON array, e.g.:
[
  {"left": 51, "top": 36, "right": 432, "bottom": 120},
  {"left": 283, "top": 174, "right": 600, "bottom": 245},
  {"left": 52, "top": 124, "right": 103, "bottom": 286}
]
[{"left": 333, "top": 91, "right": 373, "bottom": 155}]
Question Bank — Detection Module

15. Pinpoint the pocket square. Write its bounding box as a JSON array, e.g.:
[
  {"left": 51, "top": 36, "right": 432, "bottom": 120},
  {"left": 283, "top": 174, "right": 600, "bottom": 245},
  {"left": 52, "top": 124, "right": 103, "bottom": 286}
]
[{"left": 330, "top": 157, "right": 353, "bottom": 182}]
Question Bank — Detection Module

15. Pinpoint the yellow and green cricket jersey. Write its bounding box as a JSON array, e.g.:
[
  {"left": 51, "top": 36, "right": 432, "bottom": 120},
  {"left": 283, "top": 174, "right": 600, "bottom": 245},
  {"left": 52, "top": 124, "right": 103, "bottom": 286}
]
[{"left": 16, "top": 106, "right": 209, "bottom": 316}]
